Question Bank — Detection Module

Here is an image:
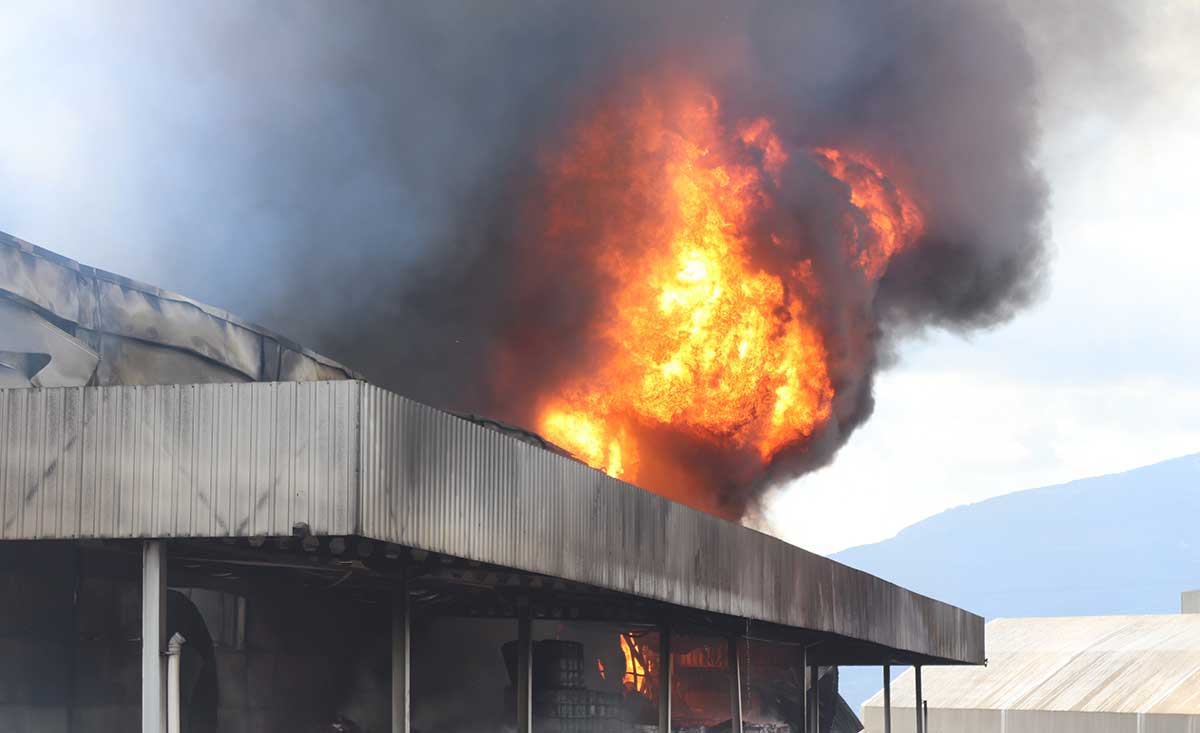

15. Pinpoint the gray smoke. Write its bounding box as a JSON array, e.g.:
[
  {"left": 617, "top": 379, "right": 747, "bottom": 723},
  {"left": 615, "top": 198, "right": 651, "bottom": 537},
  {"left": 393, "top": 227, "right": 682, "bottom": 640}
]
[
  {"left": 182, "top": 0, "right": 1049, "bottom": 517},
  {"left": 4, "top": 0, "right": 1138, "bottom": 517}
]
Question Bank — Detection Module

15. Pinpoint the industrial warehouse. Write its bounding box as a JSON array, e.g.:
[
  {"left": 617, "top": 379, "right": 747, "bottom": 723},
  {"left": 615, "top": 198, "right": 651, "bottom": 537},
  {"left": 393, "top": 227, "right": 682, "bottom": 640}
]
[
  {"left": 0, "top": 230, "right": 982, "bottom": 731},
  {"left": 7, "top": 0, "right": 1198, "bottom": 727},
  {"left": 861, "top": 593, "right": 1200, "bottom": 733}
]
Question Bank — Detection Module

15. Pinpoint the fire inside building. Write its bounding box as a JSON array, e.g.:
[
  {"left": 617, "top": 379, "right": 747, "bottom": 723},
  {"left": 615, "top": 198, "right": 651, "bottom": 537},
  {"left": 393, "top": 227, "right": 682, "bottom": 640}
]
[{"left": 0, "top": 229, "right": 982, "bottom": 732}]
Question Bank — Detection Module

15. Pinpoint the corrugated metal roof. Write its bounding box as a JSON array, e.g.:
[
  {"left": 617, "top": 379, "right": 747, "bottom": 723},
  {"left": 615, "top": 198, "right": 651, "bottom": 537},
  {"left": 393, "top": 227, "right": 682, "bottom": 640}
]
[
  {"left": 864, "top": 614, "right": 1200, "bottom": 714},
  {"left": 0, "top": 380, "right": 984, "bottom": 665},
  {"left": 0, "top": 229, "right": 357, "bottom": 385}
]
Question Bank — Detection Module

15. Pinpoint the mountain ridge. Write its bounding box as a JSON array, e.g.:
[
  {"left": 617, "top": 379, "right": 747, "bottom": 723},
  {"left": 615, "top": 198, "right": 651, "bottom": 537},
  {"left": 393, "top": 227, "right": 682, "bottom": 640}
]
[{"left": 828, "top": 451, "right": 1200, "bottom": 712}]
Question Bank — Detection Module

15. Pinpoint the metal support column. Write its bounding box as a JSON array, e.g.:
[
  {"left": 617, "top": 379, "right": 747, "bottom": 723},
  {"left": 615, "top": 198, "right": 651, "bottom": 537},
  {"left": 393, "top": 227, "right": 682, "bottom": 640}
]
[
  {"left": 658, "top": 623, "right": 672, "bottom": 733},
  {"left": 882, "top": 665, "right": 892, "bottom": 733},
  {"left": 914, "top": 665, "right": 924, "bottom": 733},
  {"left": 142, "top": 540, "right": 166, "bottom": 733},
  {"left": 517, "top": 606, "right": 533, "bottom": 733},
  {"left": 166, "top": 633, "right": 186, "bottom": 733},
  {"left": 799, "top": 649, "right": 808, "bottom": 733},
  {"left": 392, "top": 575, "right": 410, "bottom": 733},
  {"left": 728, "top": 637, "right": 743, "bottom": 733},
  {"left": 810, "top": 665, "right": 819, "bottom": 733}
]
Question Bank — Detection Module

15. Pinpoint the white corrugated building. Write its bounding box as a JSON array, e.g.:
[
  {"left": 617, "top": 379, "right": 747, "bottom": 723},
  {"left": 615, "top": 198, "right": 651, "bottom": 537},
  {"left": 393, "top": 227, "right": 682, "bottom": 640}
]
[{"left": 861, "top": 592, "right": 1200, "bottom": 733}]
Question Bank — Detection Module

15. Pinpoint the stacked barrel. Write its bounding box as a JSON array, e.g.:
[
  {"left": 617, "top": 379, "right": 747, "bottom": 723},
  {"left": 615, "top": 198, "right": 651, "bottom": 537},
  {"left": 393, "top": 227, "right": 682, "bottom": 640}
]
[{"left": 503, "top": 640, "right": 623, "bottom": 732}]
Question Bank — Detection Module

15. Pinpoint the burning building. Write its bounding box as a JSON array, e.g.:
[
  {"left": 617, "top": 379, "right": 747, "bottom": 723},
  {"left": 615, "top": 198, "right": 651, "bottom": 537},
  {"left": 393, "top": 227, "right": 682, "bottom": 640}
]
[{"left": 0, "top": 230, "right": 981, "bottom": 731}]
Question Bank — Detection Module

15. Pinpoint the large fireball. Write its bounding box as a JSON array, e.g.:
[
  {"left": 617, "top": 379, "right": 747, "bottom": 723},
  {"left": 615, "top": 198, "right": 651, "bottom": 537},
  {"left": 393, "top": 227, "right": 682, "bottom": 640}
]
[{"left": 527, "top": 78, "right": 924, "bottom": 513}]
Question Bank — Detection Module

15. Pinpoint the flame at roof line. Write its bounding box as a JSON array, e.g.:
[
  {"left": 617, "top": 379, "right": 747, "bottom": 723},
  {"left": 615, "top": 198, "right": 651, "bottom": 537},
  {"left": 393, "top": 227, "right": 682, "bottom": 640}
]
[{"left": 529, "top": 76, "right": 924, "bottom": 515}]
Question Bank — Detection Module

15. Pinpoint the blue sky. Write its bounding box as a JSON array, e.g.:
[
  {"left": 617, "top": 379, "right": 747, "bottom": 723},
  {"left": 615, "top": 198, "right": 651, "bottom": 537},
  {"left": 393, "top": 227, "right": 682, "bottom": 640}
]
[{"left": 3, "top": 2, "right": 1197, "bottom": 555}]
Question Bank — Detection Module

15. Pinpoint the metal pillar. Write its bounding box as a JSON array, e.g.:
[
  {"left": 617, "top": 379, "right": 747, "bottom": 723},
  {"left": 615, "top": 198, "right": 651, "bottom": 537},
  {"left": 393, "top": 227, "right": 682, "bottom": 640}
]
[
  {"left": 658, "top": 624, "right": 672, "bottom": 733},
  {"left": 799, "top": 649, "right": 808, "bottom": 733},
  {"left": 166, "top": 633, "right": 186, "bottom": 733},
  {"left": 392, "top": 577, "right": 410, "bottom": 733},
  {"left": 728, "top": 637, "right": 743, "bottom": 733},
  {"left": 516, "top": 607, "right": 533, "bottom": 733},
  {"left": 882, "top": 665, "right": 892, "bottom": 733},
  {"left": 924, "top": 700, "right": 930, "bottom": 732},
  {"left": 914, "top": 665, "right": 924, "bottom": 733},
  {"left": 810, "top": 665, "right": 819, "bottom": 733},
  {"left": 142, "top": 540, "right": 166, "bottom": 733}
]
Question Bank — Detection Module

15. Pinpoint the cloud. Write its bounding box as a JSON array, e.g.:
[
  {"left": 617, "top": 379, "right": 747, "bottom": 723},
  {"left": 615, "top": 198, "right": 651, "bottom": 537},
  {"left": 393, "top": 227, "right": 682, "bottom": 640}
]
[{"left": 764, "top": 366, "right": 1200, "bottom": 554}]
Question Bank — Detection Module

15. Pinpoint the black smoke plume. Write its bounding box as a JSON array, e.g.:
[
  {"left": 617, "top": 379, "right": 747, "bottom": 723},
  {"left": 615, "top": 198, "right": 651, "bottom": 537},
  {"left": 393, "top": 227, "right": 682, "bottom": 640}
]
[{"left": 135, "top": 0, "right": 1060, "bottom": 516}]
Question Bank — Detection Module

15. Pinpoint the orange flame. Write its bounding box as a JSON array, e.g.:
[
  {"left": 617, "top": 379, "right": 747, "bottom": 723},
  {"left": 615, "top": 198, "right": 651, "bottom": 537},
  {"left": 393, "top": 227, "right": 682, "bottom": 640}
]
[
  {"left": 813, "top": 147, "right": 924, "bottom": 280},
  {"left": 536, "top": 80, "right": 923, "bottom": 503},
  {"left": 620, "top": 632, "right": 650, "bottom": 694}
]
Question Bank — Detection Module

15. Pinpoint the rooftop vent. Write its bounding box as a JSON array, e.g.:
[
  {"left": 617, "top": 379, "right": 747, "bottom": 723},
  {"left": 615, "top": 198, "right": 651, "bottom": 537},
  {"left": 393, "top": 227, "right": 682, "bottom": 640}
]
[{"left": 1182, "top": 591, "right": 1200, "bottom": 614}]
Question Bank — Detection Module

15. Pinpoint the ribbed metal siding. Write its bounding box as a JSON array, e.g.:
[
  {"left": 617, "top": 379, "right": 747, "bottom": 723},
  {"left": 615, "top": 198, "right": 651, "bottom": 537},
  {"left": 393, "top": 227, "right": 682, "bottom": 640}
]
[
  {"left": 865, "top": 614, "right": 1200, "bottom": 721},
  {"left": 358, "top": 383, "right": 982, "bottom": 662},
  {"left": 0, "top": 381, "right": 357, "bottom": 539},
  {"left": 0, "top": 380, "right": 981, "bottom": 662},
  {"left": 862, "top": 707, "right": 1005, "bottom": 733},
  {"left": 863, "top": 709, "right": 1200, "bottom": 733}
]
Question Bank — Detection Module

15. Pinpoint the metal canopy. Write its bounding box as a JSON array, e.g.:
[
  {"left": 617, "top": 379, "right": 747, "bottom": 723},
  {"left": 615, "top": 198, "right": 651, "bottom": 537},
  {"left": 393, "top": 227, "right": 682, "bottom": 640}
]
[{"left": 0, "top": 380, "right": 983, "bottom": 665}]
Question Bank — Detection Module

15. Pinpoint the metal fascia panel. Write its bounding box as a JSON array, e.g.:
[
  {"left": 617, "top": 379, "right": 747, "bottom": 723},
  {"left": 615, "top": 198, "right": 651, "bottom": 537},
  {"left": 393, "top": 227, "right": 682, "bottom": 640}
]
[
  {"left": 0, "top": 382, "right": 358, "bottom": 540},
  {"left": 1, "top": 380, "right": 981, "bottom": 662},
  {"left": 356, "top": 383, "right": 983, "bottom": 663}
]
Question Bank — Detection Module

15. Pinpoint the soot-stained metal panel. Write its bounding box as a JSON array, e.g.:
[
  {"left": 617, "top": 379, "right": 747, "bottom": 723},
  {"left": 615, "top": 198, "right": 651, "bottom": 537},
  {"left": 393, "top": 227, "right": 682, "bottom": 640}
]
[
  {"left": 0, "top": 382, "right": 358, "bottom": 540},
  {"left": 357, "top": 382, "right": 983, "bottom": 664},
  {"left": 1, "top": 380, "right": 982, "bottom": 663}
]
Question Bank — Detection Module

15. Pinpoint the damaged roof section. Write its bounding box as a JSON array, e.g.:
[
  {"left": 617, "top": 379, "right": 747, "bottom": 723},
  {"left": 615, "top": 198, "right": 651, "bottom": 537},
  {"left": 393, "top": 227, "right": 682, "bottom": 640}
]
[{"left": 0, "top": 230, "right": 357, "bottom": 387}]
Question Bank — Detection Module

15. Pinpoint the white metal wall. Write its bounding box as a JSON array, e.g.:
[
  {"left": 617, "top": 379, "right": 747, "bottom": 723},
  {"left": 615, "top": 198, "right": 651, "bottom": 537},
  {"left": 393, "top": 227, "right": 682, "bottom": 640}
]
[{"left": 861, "top": 707, "right": 1200, "bottom": 733}]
